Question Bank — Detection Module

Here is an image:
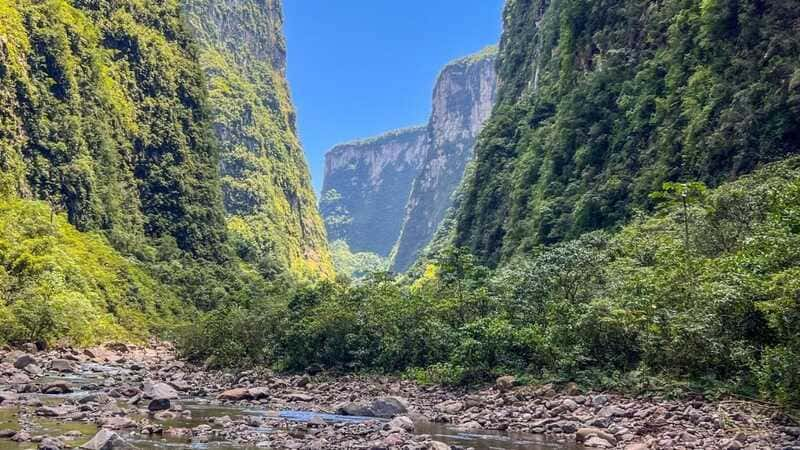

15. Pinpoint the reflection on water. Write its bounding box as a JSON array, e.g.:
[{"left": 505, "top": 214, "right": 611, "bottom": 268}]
[{"left": 414, "top": 422, "right": 583, "bottom": 450}]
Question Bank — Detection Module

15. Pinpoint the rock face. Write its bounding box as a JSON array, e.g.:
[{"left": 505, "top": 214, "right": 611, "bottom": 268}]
[
  {"left": 320, "top": 47, "right": 497, "bottom": 267},
  {"left": 391, "top": 50, "right": 498, "bottom": 271},
  {"left": 183, "top": 0, "right": 333, "bottom": 278},
  {"left": 320, "top": 127, "right": 428, "bottom": 256}
]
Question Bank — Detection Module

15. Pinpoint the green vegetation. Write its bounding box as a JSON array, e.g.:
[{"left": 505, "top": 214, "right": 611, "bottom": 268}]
[
  {"left": 183, "top": 0, "right": 333, "bottom": 279},
  {"left": 454, "top": 0, "right": 800, "bottom": 267},
  {"left": 180, "top": 159, "right": 800, "bottom": 408},
  {"left": 0, "top": 198, "right": 183, "bottom": 346},
  {"left": 329, "top": 240, "right": 388, "bottom": 279}
]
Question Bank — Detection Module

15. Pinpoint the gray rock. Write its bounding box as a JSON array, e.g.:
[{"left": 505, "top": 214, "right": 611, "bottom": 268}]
[
  {"left": 584, "top": 436, "right": 614, "bottom": 448},
  {"left": 0, "top": 391, "right": 18, "bottom": 404},
  {"left": 591, "top": 395, "right": 609, "bottom": 407},
  {"left": 42, "top": 382, "right": 72, "bottom": 395},
  {"left": 38, "top": 437, "right": 63, "bottom": 450},
  {"left": 13, "top": 354, "right": 36, "bottom": 370},
  {"left": 80, "top": 430, "right": 132, "bottom": 450},
  {"left": 49, "top": 359, "right": 78, "bottom": 373},
  {"left": 217, "top": 388, "right": 251, "bottom": 401},
  {"left": 337, "top": 397, "right": 408, "bottom": 418},
  {"left": 142, "top": 382, "right": 178, "bottom": 400},
  {"left": 598, "top": 405, "right": 627, "bottom": 418},
  {"left": 148, "top": 398, "right": 171, "bottom": 412},
  {"left": 388, "top": 416, "right": 414, "bottom": 432}
]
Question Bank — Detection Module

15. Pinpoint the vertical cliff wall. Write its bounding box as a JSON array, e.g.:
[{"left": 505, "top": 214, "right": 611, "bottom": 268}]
[
  {"left": 390, "top": 50, "right": 497, "bottom": 272},
  {"left": 453, "top": 0, "right": 800, "bottom": 267},
  {"left": 183, "top": 0, "right": 333, "bottom": 278},
  {"left": 320, "top": 127, "right": 428, "bottom": 256}
]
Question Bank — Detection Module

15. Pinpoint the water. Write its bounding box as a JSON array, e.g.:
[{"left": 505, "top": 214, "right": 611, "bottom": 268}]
[{"left": 0, "top": 366, "right": 583, "bottom": 450}]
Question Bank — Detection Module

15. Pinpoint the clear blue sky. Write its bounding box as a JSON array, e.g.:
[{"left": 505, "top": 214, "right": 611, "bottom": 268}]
[{"left": 283, "top": 1, "right": 504, "bottom": 192}]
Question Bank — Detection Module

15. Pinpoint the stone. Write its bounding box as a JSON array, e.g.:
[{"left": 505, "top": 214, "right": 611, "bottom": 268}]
[
  {"left": 80, "top": 430, "right": 132, "bottom": 449},
  {"left": 336, "top": 397, "right": 408, "bottom": 418},
  {"left": 427, "top": 441, "right": 451, "bottom": 450},
  {"left": 598, "top": 405, "right": 627, "bottom": 418},
  {"left": 496, "top": 375, "right": 516, "bottom": 392},
  {"left": 457, "top": 421, "right": 482, "bottom": 430},
  {"left": 13, "top": 354, "right": 36, "bottom": 370},
  {"left": 148, "top": 398, "right": 171, "bottom": 412},
  {"left": 248, "top": 387, "right": 270, "bottom": 399},
  {"left": 217, "top": 388, "right": 252, "bottom": 401},
  {"left": 307, "top": 415, "right": 327, "bottom": 427},
  {"left": 285, "top": 392, "right": 314, "bottom": 402},
  {"left": 49, "top": 360, "right": 78, "bottom": 373},
  {"left": 0, "top": 430, "right": 16, "bottom": 438},
  {"left": 38, "top": 437, "right": 63, "bottom": 450},
  {"left": 12, "top": 431, "right": 32, "bottom": 442},
  {"left": 24, "top": 365, "right": 43, "bottom": 376},
  {"left": 584, "top": 436, "right": 614, "bottom": 448},
  {"left": 142, "top": 382, "right": 178, "bottom": 400},
  {"left": 99, "top": 417, "right": 137, "bottom": 430},
  {"left": 591, "top": 395, "right": 609, "bottom": 407},
  {"left": 435, "top": 400, "right": 464, "bottom": 414},
  {"left": 0, "top": 391, "right": 18, "bottom": 404},
  {"left": 624, "top": 444, "right": 649, "bottom": 450},
  {"left": 563, "top": 381, "right": 580, "bottom": 395},
  {"left": 388, "top": 416, "right": 415, "bottom": 432},
  {"left": 42, "top": 382, "right": 72, "bottom": 395},
  {"left": 23, "top": 343, "right": 38, "bottom": 354},
  {"left": 78, "top": 393, "right": 110, "bottom": 404},
  {"left": 36, "top": 406, "right": 72, "bottom": 417},
  {"left": 577, "top": 428, "right": 618, "bottom": 445}
]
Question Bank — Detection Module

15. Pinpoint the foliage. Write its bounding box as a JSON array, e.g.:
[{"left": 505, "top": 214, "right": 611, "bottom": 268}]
[
  {"left": 182, "top": 0, "right": 334, "bottom": 279},
  {"left": 329, "top": 240, "right": 388, "bottom": 279},
  {"left": 179, "top": 159, "right": 800, "bottom": 407},
  {"left": 0, "top": 198, "right": 184, "bottom": 346},
  {"left": 454, "top": 0, "right": 800, "bottom": 267}
]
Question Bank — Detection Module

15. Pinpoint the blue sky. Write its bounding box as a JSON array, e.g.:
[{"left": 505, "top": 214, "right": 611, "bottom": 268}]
[{"left": 283, "top": 1, "right": 504, "bottom": 192}]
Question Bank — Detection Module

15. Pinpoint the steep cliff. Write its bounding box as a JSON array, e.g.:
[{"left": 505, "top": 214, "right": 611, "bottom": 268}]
[
  {"left": 183, "top": 0, "right": 333, "bottom": 278},
  {"left": 0, "top": 0, "right": 227, "bottom": 260},
  {"left": 454, "top": 0, "right": 800, "bottom": 267},
  {"left": 391, "top": 49, "right": 497, "bottom": 272},
  {"left": 320, "top": 127, "right": 427, "bottom": 256}
]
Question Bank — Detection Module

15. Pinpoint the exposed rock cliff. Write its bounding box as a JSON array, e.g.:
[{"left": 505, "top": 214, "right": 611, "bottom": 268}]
[
  {"left": 183, "top": 0, "right": 333, "bottom": 278},
  {"left": 320, "top": 127, "right": 428, "bottom": 256},
  {"left": 391, "top": 50, "right": 497, "bottom": 272}
]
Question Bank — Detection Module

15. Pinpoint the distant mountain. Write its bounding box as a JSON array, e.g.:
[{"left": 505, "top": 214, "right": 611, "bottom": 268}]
[{"left": 320, "top": 48, "right": 497, "bottom": 270}]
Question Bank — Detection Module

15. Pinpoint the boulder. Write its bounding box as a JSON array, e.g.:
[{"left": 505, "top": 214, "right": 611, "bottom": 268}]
[
  {"left": 36, "top": 406, "right": 72, "bottom": 417},
  {"left": 577, "top": 428, "right": 618, "bottom": 445},
  {"left": 584, "top": 436, "right": 614, "bottom": 448},
  {"left": 49, "top": 360, "right": 78, "bottom": 373},
  {"left": 336, "top": 397, "right": 408, "bottom": 418},
  {"left": 142, "top": 382, "right": 178, "bottom": 400},
  {"left": 427, "top": 441, "right": 451, "bottom": 450},
  {"left": 248, "top": 387, "right": 270, "bottom": 399},
  {"left": 38, "top": 437, "right": 63, "bottom": 450},
  {"left": 99, "top": 417, "right": 137, "bottom": 430},
  {"left": 42, "top": 382, "right": 73, "bottom": 395},
  {"left": 0, "top": 430, "right": 16, "bottom": 438},
  {"left": 0, "top": 391, "right": 18, "bottom": 404},
  {"left": 80, "top": 430, "right": 132, "bottom": 450},
  {"left": 388, "top": 416, "right": 415, "bottom": 432},
  {"left": 147, "top": 398, "right": 171, "bottom": 412},
  {"left": 13, "top": 354, "right": 36, "bottom": 370},
  {"left": 217, "top": 388, "right": 252, "bottom": 401},
  {"left": 78, "top": 393, "right": 110, "bottom": 404},
  {"left": 495, "top": 375, "right": 516, "bottom": 392}
]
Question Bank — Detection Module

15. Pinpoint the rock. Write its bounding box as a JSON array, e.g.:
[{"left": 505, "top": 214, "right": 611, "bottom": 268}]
[
  {"left": 624, "top": 444, "right": 649, "bottom": 450},
  {"left": 457, "top": 421, "right": 482, "bottom": 430},
  {"left": 249, "top": 387, "right": 270, "bottom": 399},
  {"left": 8, "top": 373, "right": 30, "bottom": 385},
  {"left": 12, "top": 431, "right": 32, "bottom": 442},
  {"left": 49, "top": 359, "right": 78, "bottom": 373},
  {"left": 0, "top": 430, "right": 16, "bottom": 438},
  {"left": 427, "top": 441, "right": 451, "bottom": 450},
  {"left": 388, "top": 416, "right": 415, "bottom": 432},
  {"left": 99, "top": 417, "right": 137, "bottom": 430},
  {"left": 722, "top": 439, "right": 743, "bottom": 450},
  {"left": 142, "top": 382, "right": 178, "bottom": 400},
  {"left": 585, "top": 436, "right": 614, "bottom": 448},
  {"left": 0, "top": 391, "right": 18, "bottom": 404},
  {"left": 148, "top": 398, "right": 171, "bottom": 412},
  {"left": 577, "top": 428, "right": 618, "bottom": 445},
  {"left": 38, "top": 437, "right": 63, "bottom": 450},
  {"left": 561, "top": 399, "right": 579, "bottom": 411},
  {"left": 42, "top": 382, "right": 72, "bottom": 395},
  {"left": 307, "top": 415, "right": 327, "bottom": 427},
  {"left": 435, "top": 400, "right": 464, "bottom": 414},
  {"left": 598, "top": 405, "right": 627, "bottom": 418},
  {"left": 78, "top": 393, "right": 110, "bottom": 404},
  {"left": 217, "top": 388, "right": 252, "bottom": 401},
  {"left": 13, "top": 354, "right": 36, "bottom": 370},
  {"left": 80, "top": 430, "right": 132, "bottom": 449},
  {"left": 24, "top": 364, "right": 43, "bottom": 376},
  {"left": 23, "top": 343, "right": 38, "bottom": 354},
  {"left": 285, "top": 392, "right": 314, "bottom": 402},
  {"left": 36, "top": 406, "right": 72, "bottom": 417},
  {"left": 336, "top": 397, "right": 408, "bottom": 418},
  {"left": 591, "top": 395, "right": 609, "bottom": 407},
  {"left": 496, "top": 375, "right": 516, "bottom": 392}
]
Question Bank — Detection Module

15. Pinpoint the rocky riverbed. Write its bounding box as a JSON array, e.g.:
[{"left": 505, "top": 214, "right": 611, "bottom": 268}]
[{"left": 0, "top": 342, "right": 798, "bottom": 449}]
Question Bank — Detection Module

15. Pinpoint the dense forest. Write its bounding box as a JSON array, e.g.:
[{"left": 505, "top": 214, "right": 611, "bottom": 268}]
[{"left": 1, "top": 0, "right": 799, "bottom": 417}]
